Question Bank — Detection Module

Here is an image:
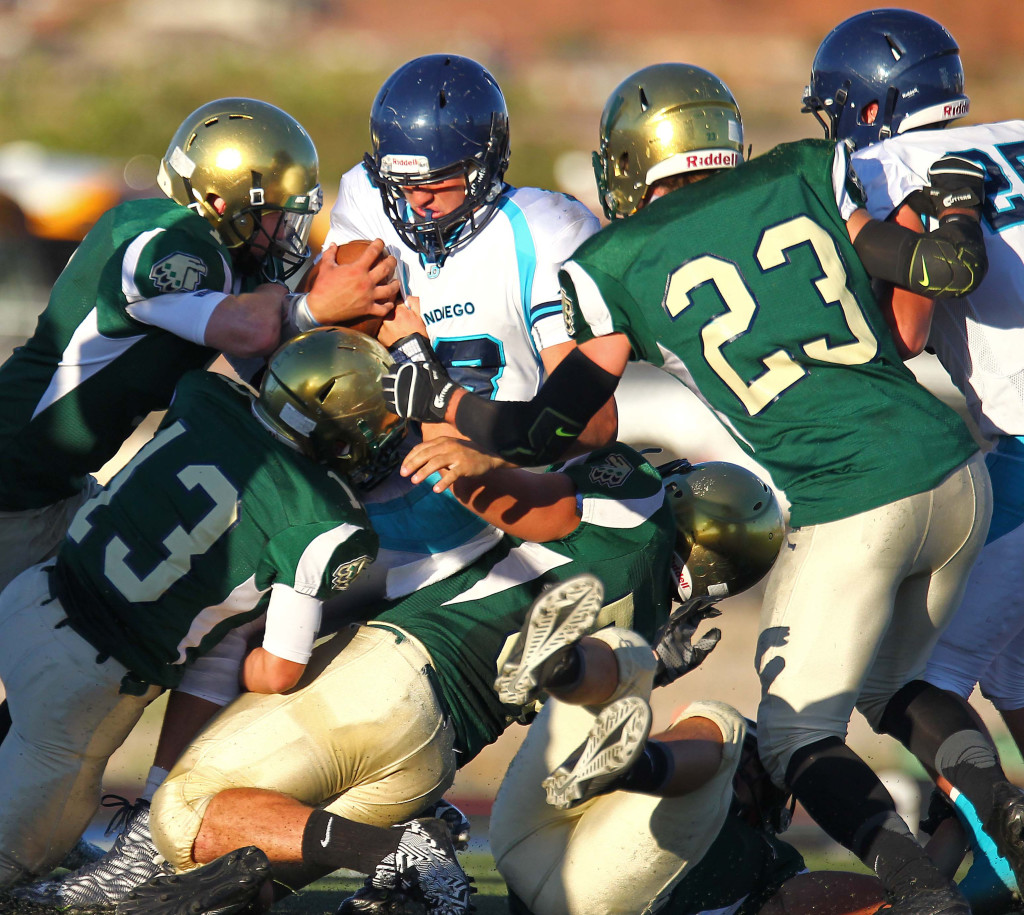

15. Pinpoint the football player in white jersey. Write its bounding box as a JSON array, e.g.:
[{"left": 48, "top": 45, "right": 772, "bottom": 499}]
[
  {"left": 323, "top": 53, "right": 603, "bottom": 406},
  {"left": 805, "top": 9, "right": 1024, "bottom": 909}
]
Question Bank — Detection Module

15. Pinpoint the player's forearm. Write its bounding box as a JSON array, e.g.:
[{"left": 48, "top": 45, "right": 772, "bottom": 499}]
[{"left": 242, "top": 646, "right": 306, "bottom": 694}]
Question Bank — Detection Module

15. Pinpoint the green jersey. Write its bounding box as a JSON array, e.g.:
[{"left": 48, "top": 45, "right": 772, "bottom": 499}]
[
  {"left": 0, "top": 197, "right": 243, "bottom": 510},
  {"left": 561, "top": 140, "right": 977, "bottom": 527},
  {"left": 53, "top": 370, "right": 377, "bottom": 689},
  {"left": 371, "top": 443, "right": 674, "bottom": 763}
]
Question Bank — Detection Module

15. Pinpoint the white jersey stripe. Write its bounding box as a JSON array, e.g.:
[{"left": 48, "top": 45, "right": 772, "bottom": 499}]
[{"left": 32, "top": 308, "right": 145, "bottom": 420}]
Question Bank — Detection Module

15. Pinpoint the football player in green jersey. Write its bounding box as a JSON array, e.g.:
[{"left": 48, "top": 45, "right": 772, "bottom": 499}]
[
  {"left": 0, "top": 327, "right": 402, "bottom": 891},
  {"left": 386, "top": 64, "right": 1000, "bottom": 915},
  {"left": 0, "top": 96, "right": 399, "bottom": 597},
  {"left": 128, "top": 447, "right": 779, "bottom": 915}
]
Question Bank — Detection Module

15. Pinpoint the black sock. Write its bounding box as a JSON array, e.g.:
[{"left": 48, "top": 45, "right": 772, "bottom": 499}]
[
  {"left": 610, "top": 740, "right": 673, "bottom": 794},
  {"left": 0, "top": 700, "right": 10, "bottom": 749},
  {"left": 879, "top": 680, "right": 1004, "bottom": 822},
  {"left": 786, "top": 737, "right": 947, "bottom": 896},
  {"left": 301, "top": 810, "right": 403, "bottom": 874},
  {"left": 541, "top": 644, "right": 584, "bottom": 691}
]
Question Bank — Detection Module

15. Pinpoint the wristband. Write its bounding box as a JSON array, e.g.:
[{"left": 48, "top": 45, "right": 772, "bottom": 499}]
[
  {"left": 284, "top": 293, "right": 321, "bottom": 335},
  {"left": 388, "top": 333, "right": 436, "bottom": 366}
]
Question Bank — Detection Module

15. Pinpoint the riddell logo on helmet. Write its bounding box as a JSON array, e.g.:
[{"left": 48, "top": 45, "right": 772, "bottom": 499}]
[
  {"left": 944, "top": 100, "right": 969, "bottom": 118},
  {"left": 686, "top": 151, "right": 740, "bottom": 169},
  {"left": 381, "top": 154, "right": 430, "bottom": 176}
]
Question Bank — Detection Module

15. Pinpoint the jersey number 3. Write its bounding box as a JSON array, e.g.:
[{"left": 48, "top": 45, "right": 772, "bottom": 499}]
[
  {"left": 68, "top": 421, "right": 239, "bottom": 602},
  {"left": 662, "top": 215, "right": 878, "bottom": 416}
]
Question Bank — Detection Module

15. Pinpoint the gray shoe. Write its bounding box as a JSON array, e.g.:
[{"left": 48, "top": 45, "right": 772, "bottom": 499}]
[
  {"left": 542, "top": 695, "right": 652, "bottom": 810},
  {"left": 493, "top": 574, "right": 604, "bottom": 706},
  {"left": 10, "top": 797, "right": 172, "bottom": 911}
]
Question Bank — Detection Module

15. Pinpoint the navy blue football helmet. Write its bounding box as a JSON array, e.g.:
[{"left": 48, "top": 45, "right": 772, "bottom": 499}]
[
  {"left": 803, "top": 9, "right": 969, "bottom": 150},
  {"left": 363, "top": 54, "right": 511, "bottom": 264}
]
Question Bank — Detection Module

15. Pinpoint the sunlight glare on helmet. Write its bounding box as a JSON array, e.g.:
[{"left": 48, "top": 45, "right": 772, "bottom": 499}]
[{"left": 215, "top": 147, "right": 243, "bottom": 171}]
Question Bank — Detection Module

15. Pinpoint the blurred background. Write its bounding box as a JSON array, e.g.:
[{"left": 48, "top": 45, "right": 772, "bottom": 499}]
[{"left": 1, "top": 0, "right": 1022, "bottom": 871}]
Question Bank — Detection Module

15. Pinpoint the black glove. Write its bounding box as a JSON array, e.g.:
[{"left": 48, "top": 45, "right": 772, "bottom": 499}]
[
  {"left": 652, "top": 597, "right": 723, "bottom": 687},
  {"left": 911, "top": 154, "right": 987, "bottom": 218},
  {"left": 382, "top": 360, "right": 458, "bottom": 423}
]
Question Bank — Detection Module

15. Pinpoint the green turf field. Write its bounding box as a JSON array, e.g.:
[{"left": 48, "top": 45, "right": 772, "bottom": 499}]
[
  {"left": 267, "top": 847, "right": 881, "bottom": 914},
  {"left": 271, "top": 852, "right": 509, "bottom": 914}
]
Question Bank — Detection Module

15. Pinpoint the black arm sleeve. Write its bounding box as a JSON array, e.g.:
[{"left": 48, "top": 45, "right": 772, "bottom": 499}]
[
  {"left": 853, "top": 214, "right": 988, "bottom": 297},
  {"left": 454, "top": 347, "right": 621, "bottom": 465}
]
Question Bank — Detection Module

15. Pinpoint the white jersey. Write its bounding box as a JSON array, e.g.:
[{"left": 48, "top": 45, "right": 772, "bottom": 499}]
[
  {"left": 324, "top": 163, "right": 599, "bottom": 402},
  {"left": 849, "top": 121, "right": 1024, "bottom": 441}
]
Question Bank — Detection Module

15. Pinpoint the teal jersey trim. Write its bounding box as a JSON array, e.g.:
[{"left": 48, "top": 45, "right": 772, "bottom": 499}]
[
  {"left": 497, "top": 195, "right": 541, "bottom": 360},
  {"left": 365, "top": 477, "right": 489, "bottom": 553}
]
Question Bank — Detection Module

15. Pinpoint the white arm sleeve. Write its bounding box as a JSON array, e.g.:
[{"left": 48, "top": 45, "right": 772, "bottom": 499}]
[
  {"left": 125, "top": 290, "right": 227, "bottom": 345},
  {"left": 261, "top": 582, "right": 323, "bottom": 664},
  {"left": 322, "top": 164, "right": 387, "bottom": 249}
]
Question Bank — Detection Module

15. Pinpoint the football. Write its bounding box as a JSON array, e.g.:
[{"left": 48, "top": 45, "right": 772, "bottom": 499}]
[{"left": 296, "top": 239, "right": 393, "bottom": 338}]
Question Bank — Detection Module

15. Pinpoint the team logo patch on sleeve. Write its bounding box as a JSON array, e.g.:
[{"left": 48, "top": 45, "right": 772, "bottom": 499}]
[
  {"left": 150, "top": 252, "right": 209, "bottom": 292},
  {"left": 560, "top": 287, "right": 576, "bottom": 337},
  {"left": 588, "top": 453, "right": 633, "bottom": 488},
  {"left": 331, "top": 554, "right": 372, "bottom": 591}
]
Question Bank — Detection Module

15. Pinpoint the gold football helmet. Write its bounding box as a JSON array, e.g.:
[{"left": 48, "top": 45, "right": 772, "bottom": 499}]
[
  {"left": 594, "top": 63, "right": 744, "bottom": 220},
  {"left": 660, "top": 459, "right": 784, "bottom": 602},
  {"left": 157, "top": 97, "right": 321, "bottom": 282},
  {"left": 253, "top": 327, "right": 405, "bottom": 489}
]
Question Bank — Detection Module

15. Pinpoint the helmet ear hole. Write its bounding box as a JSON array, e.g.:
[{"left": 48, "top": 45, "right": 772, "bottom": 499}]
[{"left": 315, "top": 379, "right": 335, "bottom": 404}]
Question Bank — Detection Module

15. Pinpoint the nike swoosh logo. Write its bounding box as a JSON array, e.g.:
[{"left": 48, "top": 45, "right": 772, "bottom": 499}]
[
  {"left": 554, "top": 427, "right": 575, "bottom": 437},
  {"left": 321, "top": 818, "right": 333, "bottom": 848},
  {"left": 918, "top": 258, "right": 930, "bottom": 288}
]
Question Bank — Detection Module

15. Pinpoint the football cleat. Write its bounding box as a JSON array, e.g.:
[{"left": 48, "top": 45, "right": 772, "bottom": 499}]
[
  {"left": 335, "top": 884, "right": 427, "bottom": 914},
  {"left": 542, "top": 695, "right": 652, "bottom": 810},
  {"left": 983, "top": 781, "right": 1024, "bottom": 893},
  {"left": 339, "top": 818, "right": 474, "bottom": 915},
  {"left": 9, "top": 797, "right": 173, "bottom": 911},
  {"left": 114, "top": 845, "right": 269, "bottom": 915},
  {"left": 493, "top": 574, "right": 605, "bottom": 706},
  {"left": 418, "top": 799, "right": 472, "bottom": 852},
  {"left": 876, "top": 880, "right": 971, "bottom": 915}
]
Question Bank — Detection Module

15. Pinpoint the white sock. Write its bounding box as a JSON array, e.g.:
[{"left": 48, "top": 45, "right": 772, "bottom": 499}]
[{"left": 140, "top": 765, "right": 169, "bottom": 803}]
